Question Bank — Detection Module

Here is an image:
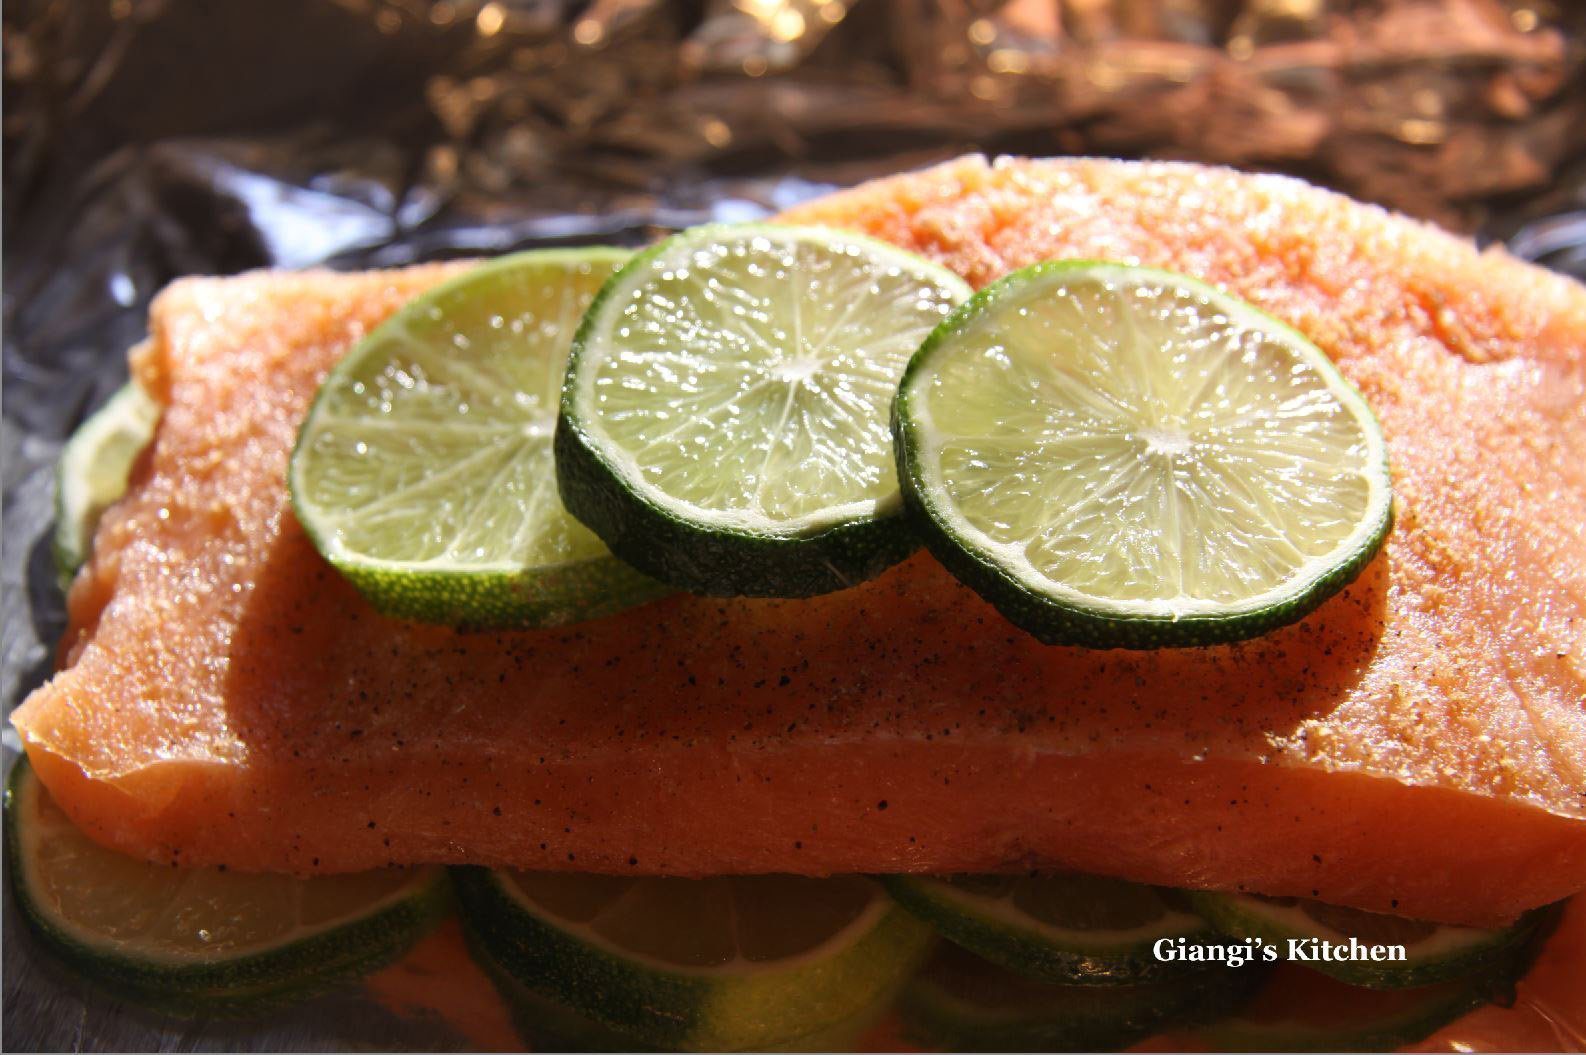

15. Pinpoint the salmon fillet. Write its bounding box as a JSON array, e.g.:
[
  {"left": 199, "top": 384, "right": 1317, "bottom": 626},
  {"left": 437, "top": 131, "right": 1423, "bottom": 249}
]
[{"left": 13, "top": 156, "right": 1586, "bottom": 927}]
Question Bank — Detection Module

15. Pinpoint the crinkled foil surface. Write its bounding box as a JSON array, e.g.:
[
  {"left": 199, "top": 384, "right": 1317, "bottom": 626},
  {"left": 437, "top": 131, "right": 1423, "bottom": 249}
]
[{"left": 3, "top": 1, "right": 1585, "bottom": 1050}]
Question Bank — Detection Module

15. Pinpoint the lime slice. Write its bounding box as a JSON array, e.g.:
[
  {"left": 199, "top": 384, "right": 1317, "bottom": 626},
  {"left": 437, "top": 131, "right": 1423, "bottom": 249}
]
[
  {"left": 452, "top": 869, "right": 933, "bottom": 1050},
  {"left": 556, "top": 224, "right": 972, "bottom": 597},
  {"left": 1187, "top": 890, "right": 1558, "bottom": 989},
  {"left": 53, "top": 379, "right": 160, "bottom": 589},
  {"left": 4, "top": 757, "right": 448, "bottom": 1016},
  {"left": 900, "top": 943, "right": 1265, "bottom": 1052},
  {"left": 290, "top": 248, "right": 668, "bottom": 629},
  {"left": 884, "top": 872, "right": 1218, "bottom": 984},
  {"left": 479, "top": 950, "right": 894, "bottom": 1053},
  {"left": 1197, "top": 950, "right": 1545, "bottom": 1052},
  {"left": 893, "top": 260, "right": 1393, "bottom": 648}
]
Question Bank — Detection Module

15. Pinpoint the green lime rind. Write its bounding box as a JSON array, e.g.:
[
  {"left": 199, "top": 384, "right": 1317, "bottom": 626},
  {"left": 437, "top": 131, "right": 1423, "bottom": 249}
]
[
  {"left": 556, "top": 223, "right": 971, "bottom": 598},
  {"left": 467, "top": 938, "right": 651, "bottom": 1053},
  {"left": 893, "top": 260, "right": 1394, "bottom": 650},
  {"left": 883, "top": 873, "right": 1222, "bottom": 986},
  {"left": 899, "top": 944, "right": 1268, "bottom": 1053},
  {"left": 318, "top": 548, "right": 667, "bottom": 632},
  {"left": 1201, "top": 983, "right": 1487, "bottom": 1054},
  {"left": 1197, "top": 918, "right": 1557, "bottom": 1052},
  {"left": 451, "top": 867, "right": 934, "bottom": 1051},
  {"left": 470, "top": 934, "right": 895, "bottom": 1053},
  {"left": 53, "top": 380, "right": 161, "bottom": 591},
  {"left": 4, "top": 758, "right": 450, "bottom": 1018},
  {"left": 1186, "top": 889, "right": 1559, "bottom": 990},
  {"left": 554, "top": 427, "right": 920, "bottom": 599},
  {"left": 290, "top": 247, "right": 670, "bottom": 631}
]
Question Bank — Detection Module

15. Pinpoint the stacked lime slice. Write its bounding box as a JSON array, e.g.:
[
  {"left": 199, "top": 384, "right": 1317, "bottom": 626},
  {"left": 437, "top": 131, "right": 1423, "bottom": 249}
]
[
  {"left": 453, "top": 869, "right": 932, "bottom": 1050},
  {"left": 1188, "top": 889, "right": 1557, "bottom": 989},
  {"left": 290, "top": 249, "right": 667, "bottom": 629},
  {"left": 1199, "top": 955, "right": 1546, "bottom": 1052},
  {"left": 885, "top": 872, "right": 1219, "bottom": 984},
  {"left": 893, "top": 261, "right": 1393, "bottom": 648},
  {"left": 557, "top": 224, "right": 971, "bottom": 597},
  {"left": 901, "top": 943, "right": 1266, "bottom": 1052},
  {"left": 5, "top": 759, "right": 447, "bottom": 1016}
]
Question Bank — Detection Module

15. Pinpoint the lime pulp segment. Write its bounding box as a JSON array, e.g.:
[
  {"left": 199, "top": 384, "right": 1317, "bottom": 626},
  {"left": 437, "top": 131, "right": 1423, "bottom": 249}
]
[
  {"left": 4, "top": 758, "right": 447, "bottom": 1016},
  {"left": 556, "top": 224, "right": 973, "bottom": 597},
  {"left": 290, "top": 248, "right": 666, "bottom": 629},
  {"left": 453, "top": 868, "right": 933, "bottom": 1050},
  {"left": 894, "top": 260, "right": 1393, "bottom": 648}
]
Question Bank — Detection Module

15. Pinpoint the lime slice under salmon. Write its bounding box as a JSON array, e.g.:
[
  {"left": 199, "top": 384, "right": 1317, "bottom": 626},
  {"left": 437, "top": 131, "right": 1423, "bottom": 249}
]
[
  {"left": 53, "top": 380, "right": 160, "bottom": 589},
  {"left": 900, "top": 942, "right": 1266, "bottom": 1052},
  {"left": 5, "top": 758, "right": 448, "bottom": 1017},
  {"left": 884, "top": 872, "right": 1219, "bottom": 985},
  {"left": 453, "top": 868, "right": 933, "bottom": 1050},
  {"left": 1188, "top": 889, "right": 1558, "bottom": 989}
]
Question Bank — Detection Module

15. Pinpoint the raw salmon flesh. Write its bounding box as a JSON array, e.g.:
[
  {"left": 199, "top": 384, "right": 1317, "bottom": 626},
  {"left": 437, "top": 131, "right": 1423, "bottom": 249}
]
[{"left": 12, "top": 156, "right": 1586, "bottom": 928}]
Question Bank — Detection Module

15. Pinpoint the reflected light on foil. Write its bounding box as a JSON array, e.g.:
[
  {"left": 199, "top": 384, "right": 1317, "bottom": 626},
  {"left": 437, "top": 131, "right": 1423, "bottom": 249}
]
[{"left": 475, "top": 2, "right": 505, "bottom": 36}]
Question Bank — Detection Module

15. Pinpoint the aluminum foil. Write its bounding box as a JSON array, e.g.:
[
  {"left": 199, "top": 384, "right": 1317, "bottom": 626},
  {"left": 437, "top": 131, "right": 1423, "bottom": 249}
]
[
  {"left": 5, "top": 0, "right": 1584, "bottom": 428},
  {"left": 3, "top": 0, "right": 1585, "bottom": 1049}
]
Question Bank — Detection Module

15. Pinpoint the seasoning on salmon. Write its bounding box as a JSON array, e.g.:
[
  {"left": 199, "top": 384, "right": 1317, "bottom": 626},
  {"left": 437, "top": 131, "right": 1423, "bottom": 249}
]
[{"left": 13, "top": 156, "right": 1586, "bottom": 928}]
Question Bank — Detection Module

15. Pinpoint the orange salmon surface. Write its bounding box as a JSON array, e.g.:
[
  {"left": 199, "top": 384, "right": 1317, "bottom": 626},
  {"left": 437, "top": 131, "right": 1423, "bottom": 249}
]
[{"left": 13, "top": 157, "right": 1586, "bottom": 927}]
